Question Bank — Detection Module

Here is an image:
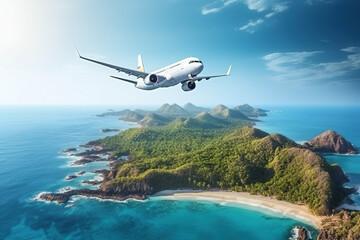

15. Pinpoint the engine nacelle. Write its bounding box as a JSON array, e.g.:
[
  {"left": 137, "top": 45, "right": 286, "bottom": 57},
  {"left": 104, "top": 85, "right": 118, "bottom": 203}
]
[
  {"left": 144, "top": 74, "right": 158, "bottom": 85},
  {"left": 181, "top": 81, "right": 196, "bottom": 91}
]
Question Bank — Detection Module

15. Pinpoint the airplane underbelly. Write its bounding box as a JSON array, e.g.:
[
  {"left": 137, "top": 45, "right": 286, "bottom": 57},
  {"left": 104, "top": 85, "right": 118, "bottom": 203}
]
[
  {"left": 158, "top": 65, "right": 193, "bottom": 88},
  {"left": 173, "top": 68, "right": 188, "bottom": 81}
]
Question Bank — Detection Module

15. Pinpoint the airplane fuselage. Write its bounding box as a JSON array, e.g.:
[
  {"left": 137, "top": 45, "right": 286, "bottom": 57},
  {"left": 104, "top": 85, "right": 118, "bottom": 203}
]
[
  {"left": 136, "top": 57, "right": 204, "bottom": 90},
  {"left": 75, "top": 47, "right": 231, "bottom": 92}
]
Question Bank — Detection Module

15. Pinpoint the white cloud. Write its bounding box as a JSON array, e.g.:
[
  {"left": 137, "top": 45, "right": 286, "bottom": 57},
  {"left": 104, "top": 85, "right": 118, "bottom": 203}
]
[
  {"left": 238, "top": 1, "right": 289, "bottom": 33},
  {"left": 341, "top": 47, "right": 360, "bottom": 69},
  {"left": 242, "top": 0, "right": 288, "bottom": 12},
  {"left": 201, "top": 0, "right": 239, "bottom": 15},
  {"left": 237, "top": 1, "right": 289, "bottom": 33},
  {"left": 238, "top": 19, "right": 264, "bottom": 33},
  {"left": 243, "top": 0, "right": 268, "bottom": 12},
  {"left": 265, "top": 4, "right": 289, "bottom": 18},
  {"left": 306, "top": 0, "right": 334, "bottom": 5},
  {"left": 342, "top": 46, "right": 360, "bottom": 53},
  {"left": 202, "top": 8, "right": 221, "bottom": 15},
  {"left": 201, "top": 0, "right": 286, "bottom": 15},
  {"left": 262, "top": 48, "right": 360, "bottom": 83},
  {"left": 202, "top": 0, "right": 332, "bottom": 33}
]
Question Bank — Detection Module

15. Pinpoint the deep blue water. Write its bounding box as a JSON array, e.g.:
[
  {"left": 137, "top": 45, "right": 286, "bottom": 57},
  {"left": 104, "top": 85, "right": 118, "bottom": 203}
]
[{"left": 2, "top": 105, "right": 358, "bottom": 239}]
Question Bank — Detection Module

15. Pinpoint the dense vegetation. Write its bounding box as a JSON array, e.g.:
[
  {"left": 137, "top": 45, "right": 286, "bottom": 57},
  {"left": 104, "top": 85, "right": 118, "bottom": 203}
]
[
  {"left": 319, "top": 210, "right": 360, "bottom": 239},
  {"left": 93, "top": 104, "right": 348, "bottom": 215}
]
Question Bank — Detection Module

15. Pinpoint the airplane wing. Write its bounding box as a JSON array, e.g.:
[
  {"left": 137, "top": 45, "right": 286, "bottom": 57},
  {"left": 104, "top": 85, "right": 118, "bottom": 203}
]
[
  {"left": 190, "top": 65, "right": 232, "bottom": 81},
  {"left": 75, "top": 47, "right": 148, "bottom": 79},
  {"left": 110, "top": 75, "right": 137, "bottom": 84}
]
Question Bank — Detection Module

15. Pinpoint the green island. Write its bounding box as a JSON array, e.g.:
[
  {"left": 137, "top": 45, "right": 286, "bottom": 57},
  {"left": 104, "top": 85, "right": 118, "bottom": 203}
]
[{"left": 41, "top": 103, "right": 360, "bottom": 239}]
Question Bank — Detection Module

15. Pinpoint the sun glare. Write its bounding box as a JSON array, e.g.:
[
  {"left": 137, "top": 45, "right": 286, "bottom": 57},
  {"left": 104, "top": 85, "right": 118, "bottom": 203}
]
[{"left": 0, "top": 1, "right": 35, "bottom": 53}]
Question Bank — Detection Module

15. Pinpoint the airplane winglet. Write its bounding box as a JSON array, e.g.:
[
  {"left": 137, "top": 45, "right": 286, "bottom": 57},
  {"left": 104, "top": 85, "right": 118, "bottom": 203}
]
[
  {"left": 75, "top": 45, "right": 81, "bottom": 58},
  {"left": 227, "top": 65, "right": 232, "bottom": 76}
]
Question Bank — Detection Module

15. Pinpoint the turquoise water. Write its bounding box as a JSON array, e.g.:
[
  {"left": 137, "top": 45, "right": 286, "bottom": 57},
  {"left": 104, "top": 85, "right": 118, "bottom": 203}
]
[{"left": 3, "top": 105, "right": 358, "bottom": 239}]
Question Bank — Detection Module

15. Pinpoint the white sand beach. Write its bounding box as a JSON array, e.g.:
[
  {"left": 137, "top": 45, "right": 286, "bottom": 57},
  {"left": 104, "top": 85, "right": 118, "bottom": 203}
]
[{"left": 153, "top": 190, "right": 326, "bottom": 229}]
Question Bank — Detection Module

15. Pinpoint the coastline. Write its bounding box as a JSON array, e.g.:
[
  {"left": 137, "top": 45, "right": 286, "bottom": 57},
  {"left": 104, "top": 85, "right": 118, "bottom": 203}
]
[{"left": 152, "top": 190, "right": 326, "bottom": 229}]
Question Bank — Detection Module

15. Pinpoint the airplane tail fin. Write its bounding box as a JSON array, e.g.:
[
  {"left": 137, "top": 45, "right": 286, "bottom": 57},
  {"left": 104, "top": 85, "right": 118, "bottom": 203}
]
[{"left": 137, "top": 54, "right": 145, "bottom": 72}]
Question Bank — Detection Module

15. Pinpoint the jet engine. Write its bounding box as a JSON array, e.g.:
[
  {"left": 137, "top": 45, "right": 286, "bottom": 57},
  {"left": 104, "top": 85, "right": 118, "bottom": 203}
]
[
  {"left": 181, "top": 81, "right": 196, "bottom": 91},
  {"left": 144, "top": 74, "right": 158, "bottom": 85}
]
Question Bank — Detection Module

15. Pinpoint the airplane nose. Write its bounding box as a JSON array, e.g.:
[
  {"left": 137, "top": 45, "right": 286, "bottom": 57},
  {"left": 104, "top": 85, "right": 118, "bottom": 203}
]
[{"left": 198, "top": 63, "right": 204, "bottom": 73}]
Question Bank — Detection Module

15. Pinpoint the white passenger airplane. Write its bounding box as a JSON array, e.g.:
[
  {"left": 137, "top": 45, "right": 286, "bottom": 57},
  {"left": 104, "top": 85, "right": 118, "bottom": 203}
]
[{"left": 76, "top": 48, "right": 231, "bottom": 91}]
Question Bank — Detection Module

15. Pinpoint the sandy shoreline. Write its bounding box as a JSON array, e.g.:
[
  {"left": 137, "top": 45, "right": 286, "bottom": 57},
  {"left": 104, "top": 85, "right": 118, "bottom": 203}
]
[{"left": 152, "top": 190, "right": 325, "bottom": 229}]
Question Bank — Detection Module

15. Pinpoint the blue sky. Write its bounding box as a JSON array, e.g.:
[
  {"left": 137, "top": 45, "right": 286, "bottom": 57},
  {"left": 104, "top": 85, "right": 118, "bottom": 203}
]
[{"left": 0, "top": 0, "right": 359, "bottom": 106}]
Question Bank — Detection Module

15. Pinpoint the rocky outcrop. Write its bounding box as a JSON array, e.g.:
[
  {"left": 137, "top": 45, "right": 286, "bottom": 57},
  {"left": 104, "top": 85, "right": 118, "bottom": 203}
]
[
  {"left": 72, "top": 147, "right": 109, "bottom": 156},
  {"left": 101, "top": 128, "right": 120, "bottom": 133},
  {"left": 76, "top": 171, "right": 86, "bottom": 176},
  {"left": 39, "top": 169, "right": 155, "bottom": 203},
  {"left": 62, "top": 148, "right": 77, "bottom": 153},
  {"left": 65, "top": 175, "right": 77, "bottom": 181},
  {"left": 92, "top": 169, "right": 111, "bottom": 180},
  {"left": 330, "top": 164, "right": 349, "bottom": 186},
  {"left": 296, "top": 226, "right": 310, "bottom": 240},
  {"left": 100, "top": 180, "right": 154, "bottom": 196},
  {"left": 305, "top": 130, "right": 357, "bottom": 154},
  {"left": 82, "top": 180, "right": 102, "bottom": 185},
  {"left": 39, "top": 189, "right": 145, "bottom": 204},
  {"left": 69, "top": 145, "right": 114, "bottom": 166},
  {"left": 73, "top": 155, "right": 107, "bottom": 165},
  {"left": 317, "top": 210, "right": 360, "bottom": 240}
]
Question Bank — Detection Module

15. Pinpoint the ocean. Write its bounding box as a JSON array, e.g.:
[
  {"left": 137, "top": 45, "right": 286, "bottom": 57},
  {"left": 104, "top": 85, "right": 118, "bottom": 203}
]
[{"left": 0, "top": 105, "right": 358, "bottom": 239}]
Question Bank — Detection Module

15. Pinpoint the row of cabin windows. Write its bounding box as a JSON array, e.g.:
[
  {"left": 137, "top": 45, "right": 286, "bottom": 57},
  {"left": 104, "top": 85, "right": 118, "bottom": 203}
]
[{"left": 189, "top": 60, "right": 202, "bottom": 64}]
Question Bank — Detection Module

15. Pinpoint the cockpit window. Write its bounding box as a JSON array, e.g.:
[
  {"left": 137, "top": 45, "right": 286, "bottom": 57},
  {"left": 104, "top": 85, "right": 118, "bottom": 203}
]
[{"left": 189, "top": 60, "right": 203, "bottom": 64}]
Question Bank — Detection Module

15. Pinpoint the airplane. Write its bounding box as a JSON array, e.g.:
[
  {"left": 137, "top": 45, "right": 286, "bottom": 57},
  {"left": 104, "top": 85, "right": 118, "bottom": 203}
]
[{"left": 75, "top": 48, "right": 231, "bottom": 91}]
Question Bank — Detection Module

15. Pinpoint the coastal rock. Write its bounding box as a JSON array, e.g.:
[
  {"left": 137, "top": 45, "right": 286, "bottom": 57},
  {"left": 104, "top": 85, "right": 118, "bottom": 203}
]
[
  {"left": 101, "top": 128, "right": 120, "bottom": 133},
  {"left": 62, "top": 148, "right": 77, "bottom": 153},
  {"left": 73, "top": 148, "right": 109, "bottom": 157},
  {"left": 38, "top": 189, "right": 145, "bottom": 204},
  {"left": 92, "top": 169, "right": 111, "bottom": 180},
  {"left": 65, "top": 175, "right": 77, "bottom": 181},
  {"left": 100, "top": 180, "right": 154, "bottom": 196},
  {"left": 73, "top": 158, "right": 97, "bottom": 165},
  {"left": 40, "top": 193, "right": 70, "bottom": 204},
  {"left": 305, "top": 130, "right": 357, "bottom": 154},
  {"left": 82, "top": 180, "right": 102, "bottom": 185},
  {"left": 296, "top": 226, "right": 310, "bottom": 240},
  {"left": 76, "top": 171, "right": 86, "bottom": 176},
  {"left": 73, "top": 155, "right": 108, "bottom": 165},
  {"left": 330, "top": 164, "right": 349, "bottom": 186}
]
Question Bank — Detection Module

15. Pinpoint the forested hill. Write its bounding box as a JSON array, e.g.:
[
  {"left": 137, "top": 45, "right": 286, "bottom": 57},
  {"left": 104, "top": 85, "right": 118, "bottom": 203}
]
[
  {"left": 89, "top": 105, "right": 350, "bottom": 215},
  {"left": 96, "top": 103, "right": 266, "bottom": 127}
]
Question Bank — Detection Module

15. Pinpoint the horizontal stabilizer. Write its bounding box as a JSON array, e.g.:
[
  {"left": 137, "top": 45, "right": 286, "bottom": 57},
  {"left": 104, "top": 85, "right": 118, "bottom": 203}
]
[{"left": 110, "top": 76, "right": 137, "bottom": 84}]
